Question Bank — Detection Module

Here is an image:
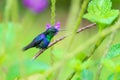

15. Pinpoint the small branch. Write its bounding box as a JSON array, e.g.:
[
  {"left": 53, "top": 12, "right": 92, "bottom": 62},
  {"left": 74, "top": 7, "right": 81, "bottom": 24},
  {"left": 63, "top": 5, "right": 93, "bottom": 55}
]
[
  {"left": 32, "top": 49, "right": 45, "bottom": 61},
  {"left": 32, "top": 23, "right": 95, "bottom": 60},
  {"left": 77, "top": 23, "right": 96, "bottom": 33},
  {"left": 82, "top": 35, "right": 106, "bottom": 62},
  {"left": 32, "top": 36, "right": 66, "bottom": 60}
]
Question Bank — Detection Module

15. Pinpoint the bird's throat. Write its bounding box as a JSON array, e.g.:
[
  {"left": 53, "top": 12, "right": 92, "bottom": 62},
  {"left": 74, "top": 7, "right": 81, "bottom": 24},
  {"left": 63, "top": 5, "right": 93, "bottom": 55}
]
[{"left": 46, "top": 35, "right": 53, "bottom": 41}]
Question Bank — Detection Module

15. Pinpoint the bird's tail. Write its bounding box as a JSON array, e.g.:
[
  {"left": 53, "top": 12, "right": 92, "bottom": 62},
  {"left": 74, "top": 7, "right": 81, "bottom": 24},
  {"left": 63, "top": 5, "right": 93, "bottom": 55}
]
[
  {"left": 22, "top": 43, "right": 33, "bottom": 51},
  {"left": 22, "top": 46, "right": 30, "bottom": 51}
]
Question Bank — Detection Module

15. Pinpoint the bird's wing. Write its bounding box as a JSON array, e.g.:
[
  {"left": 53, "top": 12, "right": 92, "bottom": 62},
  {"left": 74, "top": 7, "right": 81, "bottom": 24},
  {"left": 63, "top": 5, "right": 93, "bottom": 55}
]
[
  {"left": 32, "top": 34, "right": 45, "bottom": 46},
  {"left": 22, "top": 34, "right": 45, "bottom": 51}
]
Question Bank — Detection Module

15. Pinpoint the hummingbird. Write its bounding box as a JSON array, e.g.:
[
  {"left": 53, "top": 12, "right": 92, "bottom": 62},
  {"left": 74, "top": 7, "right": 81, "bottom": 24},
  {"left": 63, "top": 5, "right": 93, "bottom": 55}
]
[{"left": 22, "top": 22, "right": 60, "bottom": 51}]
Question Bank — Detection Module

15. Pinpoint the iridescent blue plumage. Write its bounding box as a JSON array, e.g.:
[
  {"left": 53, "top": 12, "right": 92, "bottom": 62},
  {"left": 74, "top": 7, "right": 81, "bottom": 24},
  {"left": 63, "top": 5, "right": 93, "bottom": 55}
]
[
  {"left": 35, "top": 34, "right": 50, "bottom": 49},
  {"left": 33, "top": 34, "right": 50, "bottom": 49},
  {"left": 23, "top": 25, "right": 59, "bottom": 51},
  {"left": 23, "top": 22, "right": 60, "bottom": 51}
]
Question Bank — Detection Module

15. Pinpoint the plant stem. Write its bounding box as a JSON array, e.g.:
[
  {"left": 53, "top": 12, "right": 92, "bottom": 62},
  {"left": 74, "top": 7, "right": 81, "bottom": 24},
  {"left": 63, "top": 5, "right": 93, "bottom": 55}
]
[
  {"left": 50, "top": 0, "right": 56, "bottom": 65},
  {"left": 11, "top": 0, "right": 19, "bottom": 22},
  {"left": 51, "top": 0, "right": 56, "bottom": 25},
  {"left": 76, "top": 23, "right": 96, "bottom": 33},
  {"left": 95, "top": 31, "right": 116, "bottom": 80},
  {"left": 82, "top": 35, "right": 106, "bottom": 62},
  {"left": 4, "top": 0, "right": 12, "bottom": 22},
  {"left": 66, "top": 71, "right": 76, "bottom": 80},
  {"left": 66, "top": 0, "right": 81, "bottom": 32},
  {"left": 67, "top": 0, "right": 90, "bottom": 50}
]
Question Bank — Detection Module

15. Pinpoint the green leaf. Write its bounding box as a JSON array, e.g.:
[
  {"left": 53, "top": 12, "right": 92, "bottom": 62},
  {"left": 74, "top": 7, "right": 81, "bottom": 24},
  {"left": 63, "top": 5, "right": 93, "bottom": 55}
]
[
  {"left": 107, "top": 73, "right": 120, "bottom": 80},
  {"left": 83, "top": 0, "right": 119, "bottom": 30},
  {"left": 106, "top": 43, "right": 120, "bottom": 59},
  {"left": 81, "top": 69, "right": 93, "bottom": 80},
  {"left": 7, "top": 60, "right": 50, "bottom": 80},
  {"left": 107, "top": 73, "right": 114, "bottom": 80},
  {"left": 87, "top": 0, "right": 112, "bottom": 14}
]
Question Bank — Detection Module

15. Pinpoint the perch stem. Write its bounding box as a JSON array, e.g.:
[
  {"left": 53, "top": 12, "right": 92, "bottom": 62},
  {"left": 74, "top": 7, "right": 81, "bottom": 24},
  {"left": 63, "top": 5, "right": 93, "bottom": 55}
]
[{"left": 32, "top": 36, "right": 66, "bottom": 61}]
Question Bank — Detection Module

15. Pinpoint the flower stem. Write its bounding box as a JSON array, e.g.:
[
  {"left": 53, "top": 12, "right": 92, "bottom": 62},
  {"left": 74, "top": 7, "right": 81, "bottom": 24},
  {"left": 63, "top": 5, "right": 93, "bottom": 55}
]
[
  {"left": 51, "top": 0, "right": 56, "bottom": 25},
  {"left": 67, "top": 0, "right": 90, "bottom": 50},
  {"left": 50, "top": 0, "right": 56, "bottom": 65},
  {"left": 66, "top": 0, "right": 81, "bottom": 32}
]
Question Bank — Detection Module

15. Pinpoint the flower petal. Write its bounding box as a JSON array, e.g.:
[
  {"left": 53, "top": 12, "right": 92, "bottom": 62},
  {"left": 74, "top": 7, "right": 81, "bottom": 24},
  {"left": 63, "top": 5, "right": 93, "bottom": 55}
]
[
  {"left": 23, "top": 0, "right": 48, "bottom": 13},
  {"left": 46, "top": 23, "right": 51, "bottom": 29},
  {"left": 55, "top": 22, "right": 60, "bottom": 30}
]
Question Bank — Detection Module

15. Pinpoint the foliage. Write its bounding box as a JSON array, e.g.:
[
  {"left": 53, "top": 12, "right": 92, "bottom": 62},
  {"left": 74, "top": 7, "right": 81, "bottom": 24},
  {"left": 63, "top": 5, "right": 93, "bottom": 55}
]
[
  {"left": 0, "top": 0, "right": 120, "bottom": 80},
  {"left": 84, "top": 0, "right": 119, "bottom": 31},
  {"left": 80, "top": 69, "right": 93, "bottom": 80},
  {"left": 107, "top": 73, "right": 120, "bottom": 80},
  {"left": 7, "top": 60, "right": 50, "bottom": 80},
  {"left": 107, "top": 43, "right": 120, "bottom": 59}
]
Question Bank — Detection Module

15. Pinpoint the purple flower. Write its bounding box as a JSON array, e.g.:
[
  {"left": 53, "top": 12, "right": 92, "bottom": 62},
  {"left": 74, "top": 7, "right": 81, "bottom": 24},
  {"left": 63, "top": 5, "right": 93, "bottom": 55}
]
[
  {"left": 23, "top": 0, "right": 48, "bottom": 13},
  {"left": 46, "top": 22, "right": 61, "bottom": 31}
]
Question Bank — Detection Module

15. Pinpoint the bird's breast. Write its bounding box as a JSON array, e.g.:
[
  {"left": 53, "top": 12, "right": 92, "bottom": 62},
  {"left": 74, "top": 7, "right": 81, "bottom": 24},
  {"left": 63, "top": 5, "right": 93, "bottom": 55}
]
[{"left": 38, "top": 38, "right": 50, "bottom": 49}]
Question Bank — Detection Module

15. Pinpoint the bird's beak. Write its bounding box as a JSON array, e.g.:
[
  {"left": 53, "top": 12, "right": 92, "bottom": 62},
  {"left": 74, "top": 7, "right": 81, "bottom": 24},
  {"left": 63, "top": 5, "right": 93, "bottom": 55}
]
[{"left": 59, "top": 29, "right": 66, "bottom": 31}]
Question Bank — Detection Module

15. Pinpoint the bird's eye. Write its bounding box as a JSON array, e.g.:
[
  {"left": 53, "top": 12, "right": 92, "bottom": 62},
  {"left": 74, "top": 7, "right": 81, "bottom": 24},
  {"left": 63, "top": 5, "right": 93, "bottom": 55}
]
[{"left": 54, "top": 32, "right": 56, "bottom": 33}]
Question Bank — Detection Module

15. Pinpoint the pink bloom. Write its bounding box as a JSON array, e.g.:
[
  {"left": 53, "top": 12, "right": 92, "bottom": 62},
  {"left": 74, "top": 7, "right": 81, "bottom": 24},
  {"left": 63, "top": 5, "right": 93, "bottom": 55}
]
[
  {"left": 54, "top": 22, "right": 60, "bottom": 30},
  {"left": 23, "top": 0, "right": 48, "bottom": 13},
  {"left": 46, "top": 22, "right": 61, "bottom": 31}
]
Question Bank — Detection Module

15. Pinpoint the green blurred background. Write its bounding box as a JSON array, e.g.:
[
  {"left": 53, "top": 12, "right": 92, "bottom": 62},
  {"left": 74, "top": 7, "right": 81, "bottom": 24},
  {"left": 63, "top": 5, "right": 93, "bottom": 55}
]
[{"left": 0, "top": 0, "right": 120, "bottom": 80}]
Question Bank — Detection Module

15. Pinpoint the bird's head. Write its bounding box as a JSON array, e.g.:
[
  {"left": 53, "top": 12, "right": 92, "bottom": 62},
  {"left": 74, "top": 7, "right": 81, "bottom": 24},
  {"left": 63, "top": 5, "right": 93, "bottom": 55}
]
[
  {"left": 45, "top": 22, "right": 60, "bottom": 35},
  {"left": 44, "top": 22, "right": 60, "bottom": 40}
]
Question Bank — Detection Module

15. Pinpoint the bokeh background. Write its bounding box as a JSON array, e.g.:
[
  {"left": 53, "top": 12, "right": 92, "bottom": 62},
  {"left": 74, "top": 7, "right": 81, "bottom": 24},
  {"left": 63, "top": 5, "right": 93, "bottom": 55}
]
[{"left": 0, "top": 0, "right": 120, "bottom": 80}]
